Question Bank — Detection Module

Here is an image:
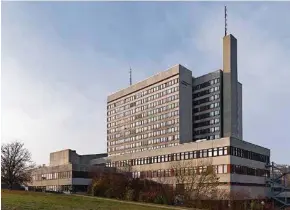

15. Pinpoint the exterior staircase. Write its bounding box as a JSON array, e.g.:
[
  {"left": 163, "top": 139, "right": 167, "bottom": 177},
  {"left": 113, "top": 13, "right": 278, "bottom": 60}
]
[{"left": 266, "top": 162, "right": 290, "bottom": 209}]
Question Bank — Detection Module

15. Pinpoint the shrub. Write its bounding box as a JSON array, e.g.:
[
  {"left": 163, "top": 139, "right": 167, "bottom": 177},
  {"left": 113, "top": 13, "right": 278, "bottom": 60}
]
[
  {"left": 139, "top": 190, "right": 158, "bottom": 203},
  {"left": 91, "top": 178, "right": 107, "bottom": 197},
  {"left": 89, "top": 171, "right": 129, "bottom": 199},
  {"left": 104, "top": 188, "right": 114, "bottom": 198},
  {"left": 124, "top": 187, "right": 134, "bottom": 201},
  {"left": 154, "top": 194, "right": 168, "bottom": 205},
  {"left": 89, "top": 171, "right": 175, "bottom": 206}
]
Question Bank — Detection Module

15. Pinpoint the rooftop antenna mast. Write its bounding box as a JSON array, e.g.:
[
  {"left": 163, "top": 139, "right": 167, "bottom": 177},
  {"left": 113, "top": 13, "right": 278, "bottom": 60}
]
[
  {"left": 224, "top": 5, "right": 228, "bottom": 36},
  {"left": 129, "top": 67, "right": 132, "bottom": 86}
]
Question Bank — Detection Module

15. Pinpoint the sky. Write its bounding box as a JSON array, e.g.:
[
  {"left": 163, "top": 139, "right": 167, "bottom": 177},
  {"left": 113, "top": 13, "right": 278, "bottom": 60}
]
[{"left": 1, "top": 2, "right": 290, "bottom": 165}]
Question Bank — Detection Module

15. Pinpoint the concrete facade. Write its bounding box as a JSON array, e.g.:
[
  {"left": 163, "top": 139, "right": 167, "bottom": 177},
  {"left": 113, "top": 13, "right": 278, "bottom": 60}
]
[
  {"left": 107, "top": 34, "right": 243, "bottom": 157},
  {"left": 49, "top": 149, "right": 106, "bottom": 166},
  {"left": 179, "top": 66, "right": 193, "bottom": 144},
  {"left": 107, "top": 137, "right": 270, "bottom": 199},
  {"left": 222, "top": 34, "right": 242, "bottom": 140},
  {"left": 237, "top": 82, "right": 243, "bottom": 140},
  {"left": 107, "top": 65, "right": 192, "bottom": 157},
  {"left": 192, "top": 70, "right": 223, "bottom": 141}
]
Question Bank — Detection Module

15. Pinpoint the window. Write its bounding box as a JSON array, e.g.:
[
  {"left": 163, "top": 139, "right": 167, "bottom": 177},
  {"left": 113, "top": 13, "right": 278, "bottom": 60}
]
[
  {"left": 180, "top": 153, "right": 184, "bottom": 160},
  {"left": 157, "top": 156, "right": 161, "bottom": 163},
  {"left": 172, "top": 153, "right": 176, "bottom": 161},
  {"left": 194, "top": 151, "right": 198, "bottom": 159},
  {"left": 224, "top": 147, "right": 228, "bottom": 155},
  {"left": 176, "top": 153, "right": 180, "bottom": 161},
  {"left": 199, "top": 150, "right": 203, "bottom": 158},
  {"left": 203, "top": 150, "right": 207, "bottom": 158},
  {"left": 189, "top": 151, "right": 193, "bottom": 159},
  {"left": 208, "top": 149, "right": 213, "bottom": 157},
  {"left": 164, "top": 155, "right": 168, "bottom": 162},
  {"left": 215, "top": 110, "right": 220, "bottom": 116},
  {"left": 218, "top": 165, "right": 223, "bottom": 174},
  {"left": 223, "top": 165, "right": 228, "bottom": 173},
  {"left": 213, "top": 148, "right": 218, "bottom": 156},
  {"left": 218, "top": 147, "right": 223, "bottom": 156},
  {"left": 238, "top": 148, "right": 242, "bottom": 157}
]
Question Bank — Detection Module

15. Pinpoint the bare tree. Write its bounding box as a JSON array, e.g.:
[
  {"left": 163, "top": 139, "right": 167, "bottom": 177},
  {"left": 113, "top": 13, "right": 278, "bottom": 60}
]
[
  {"left": 1, "top": 141, "right": 35, "bottom": 189},
  {"left": 170, "top": 160, "right": 220, "bottom": 201},
  {"left": 281, "top": 166, "right": 290, "bottom": 188},
  {"left": 286, "top": 173, "right": 290, "bottom": 187}
]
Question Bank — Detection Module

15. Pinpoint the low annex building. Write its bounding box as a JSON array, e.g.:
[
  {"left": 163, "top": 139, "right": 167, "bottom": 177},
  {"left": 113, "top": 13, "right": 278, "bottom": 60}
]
[{"left": 28, "top": 149, "right": 107, "bottom": 192}]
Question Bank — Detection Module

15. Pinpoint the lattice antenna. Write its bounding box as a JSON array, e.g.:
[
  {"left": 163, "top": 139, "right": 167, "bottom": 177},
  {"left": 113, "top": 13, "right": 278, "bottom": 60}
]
[
  {"left": 225, "top": 6, "right": 228, "bottom": 36},
  {"left": 129, "top": 67, "right": 132, "bottom": 86}
]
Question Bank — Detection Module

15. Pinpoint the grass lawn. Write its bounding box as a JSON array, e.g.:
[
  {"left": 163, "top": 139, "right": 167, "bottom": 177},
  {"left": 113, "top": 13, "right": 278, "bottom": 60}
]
[{"left": 1, "top": 190, "right": 180, "bottom": 210}]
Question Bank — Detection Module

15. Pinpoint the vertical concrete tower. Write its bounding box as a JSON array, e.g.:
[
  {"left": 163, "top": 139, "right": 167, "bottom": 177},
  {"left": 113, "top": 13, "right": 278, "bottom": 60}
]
[{"left": 222, "top": 34, "right": 242, "bottom": 139}]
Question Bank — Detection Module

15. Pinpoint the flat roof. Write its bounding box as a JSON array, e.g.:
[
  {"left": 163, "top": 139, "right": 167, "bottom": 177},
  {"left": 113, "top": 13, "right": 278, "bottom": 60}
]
[
  {"left": 108, "top": 137, "right": 270, "bottom": 161},
  {"left": 107, "top": 64, "right": 191, "bottom": 103}
]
